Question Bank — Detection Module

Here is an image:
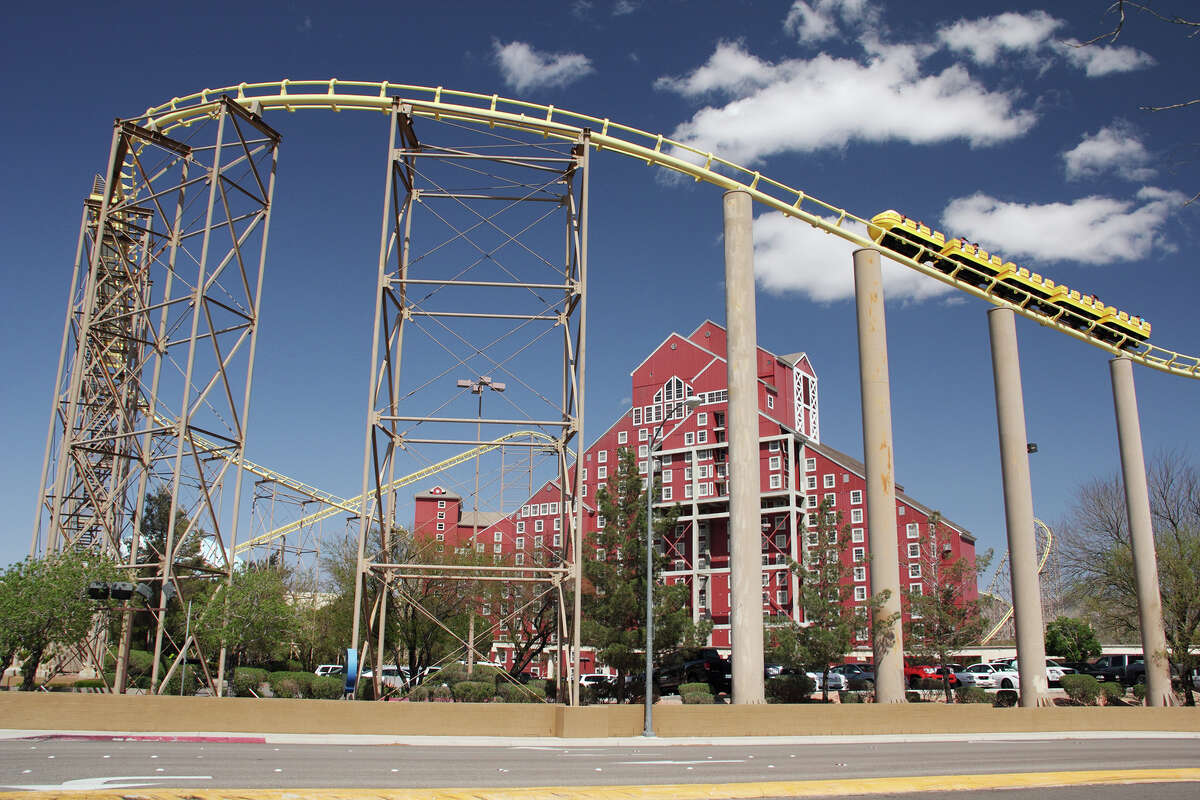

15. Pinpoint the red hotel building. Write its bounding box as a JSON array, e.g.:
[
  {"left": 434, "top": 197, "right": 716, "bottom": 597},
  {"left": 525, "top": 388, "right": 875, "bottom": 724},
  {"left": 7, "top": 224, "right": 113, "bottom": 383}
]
[{"left": 413, "top": 320, "right": 977, "bottom": 675}]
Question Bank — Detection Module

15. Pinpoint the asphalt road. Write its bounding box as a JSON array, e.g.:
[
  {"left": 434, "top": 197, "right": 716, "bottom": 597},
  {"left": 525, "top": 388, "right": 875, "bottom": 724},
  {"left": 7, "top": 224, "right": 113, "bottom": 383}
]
[{"left": 0, "top": 735, "right": 1197, "bottom": 793}]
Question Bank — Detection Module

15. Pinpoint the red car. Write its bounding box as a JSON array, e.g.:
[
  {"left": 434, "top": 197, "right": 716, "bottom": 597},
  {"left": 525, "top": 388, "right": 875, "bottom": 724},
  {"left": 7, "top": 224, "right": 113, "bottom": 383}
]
[{"left": 904, "top": 662, "right": 938, "bottom": 688}]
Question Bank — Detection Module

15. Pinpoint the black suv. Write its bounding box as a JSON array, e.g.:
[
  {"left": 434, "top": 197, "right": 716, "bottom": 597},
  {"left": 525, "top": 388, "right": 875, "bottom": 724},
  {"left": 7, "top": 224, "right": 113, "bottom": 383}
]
[{"left": 655, "top": 648, "right": 732, "bottom": 695}]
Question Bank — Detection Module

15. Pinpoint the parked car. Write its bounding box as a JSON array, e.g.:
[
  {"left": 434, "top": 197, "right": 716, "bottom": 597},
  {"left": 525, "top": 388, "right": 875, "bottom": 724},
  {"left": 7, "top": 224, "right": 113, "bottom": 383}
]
[
  {"left": 1009, "top": 658, "right": 1069, "bottom": 686},
  {"left": 1123, "top": 659, "right": 1182, "bottom": 687},
  {"left": 932, "top": 666, "right": 960, "bottom": 689},
  {"left": 808, "top": 670, "right": 847, "bottom": 692},
  {"left": 579, "top": 673, "right": 614, "bottom": 689},
  {"left": 314, "top": 664, "right": 344, "bottom": 677},
  {"left": 360, "top": 664, "right": 407, "bottom": 689},
  {"left": 656, "top": 648, "right": 731, "bottom": 695},
  {"left": 830, "top": 663, "right": 875, "bottom": 690},
  {"left": 904, "top": 662, "right": 939, "bottom": 688},
  {"left": 986, "top": 662, "right": 1020, "bottom": 689},
  {"left": 1082, "top": 654, "right": 1143, "bottom": 683},
  {"left": 955, "top": 663, "right": 998, "bottom": 689}
]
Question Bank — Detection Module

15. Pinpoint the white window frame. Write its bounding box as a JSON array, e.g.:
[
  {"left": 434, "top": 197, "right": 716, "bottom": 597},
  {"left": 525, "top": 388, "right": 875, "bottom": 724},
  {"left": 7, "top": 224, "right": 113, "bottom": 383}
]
[
  {"left": 851, "top": 508, "right": 864, "bottom": 524},
  {"left": 516, "top": 521, "right": 525, "bottom": 533},
  {"left": 805, "top": 458, "right": 816, "bottom": 472},
  {"left": 769, "top": 456, "right": 781, "bottom": 471},
  {"left": 823, "top": 474, "right": 835, "bottom": 488},
  {"left": 851, "top": 527, "right": 865, "bottom": 543},
  {"left": 534, "top": 519, "right": 544, "bottom": 532},
  {"left": 852, "top": 547, "right": 865, "bottom": 562},
  {"left": 766, "top": 394, "right": 774, "bottom": 409},
  {"left": 662, "top": 486, "right": 672, "bottom": 501},
  {"left": 769, "top": 474, "right": 782, "bottom": 490},
  {"left": 906, "top": 522, "right": 920, "bottom": 539},
  {"left": 850, "top": 490, "right": 862, "bottom": 505},
  {"left": 908, "top": 563, "right": 922, "bottom": 579},
  {"left": 597, "top": 465, "right": 607, "bottom": 480},
  {"left": 806, "top": 476, "right": 817, "bottom": 490},
  {"left": 907, "top": 542, "right": 921, "bottom": 558},
  {"left": 597, "top": 450, "right": 608, "bottom": 463},
  {"left": 617, "top": 430, "right": 628, "bottom": 444},
  {"left": 854, "top": 586, "right": 867, "bottom": 602}
]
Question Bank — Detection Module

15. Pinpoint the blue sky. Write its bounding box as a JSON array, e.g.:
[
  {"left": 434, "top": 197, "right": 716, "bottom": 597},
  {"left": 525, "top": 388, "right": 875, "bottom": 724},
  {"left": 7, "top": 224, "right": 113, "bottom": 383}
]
[{"left": 2, "top": 0, "right": 1197, "bottom": 582}]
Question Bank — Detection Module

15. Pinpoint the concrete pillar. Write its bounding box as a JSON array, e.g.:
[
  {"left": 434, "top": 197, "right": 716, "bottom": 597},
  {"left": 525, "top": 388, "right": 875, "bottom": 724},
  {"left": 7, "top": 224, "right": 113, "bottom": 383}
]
[
  {"left": 723, "top": 189, "right": 765, "bottom": 704},
  {"left": 987, "top": 307, "right": 1048, "bottom": 707},
  {"left": 852, "top": 248, "right": 905, "bottom": 704},
  {"left": 1110, "top": 356, "right": 1174, "bottom": 706}
]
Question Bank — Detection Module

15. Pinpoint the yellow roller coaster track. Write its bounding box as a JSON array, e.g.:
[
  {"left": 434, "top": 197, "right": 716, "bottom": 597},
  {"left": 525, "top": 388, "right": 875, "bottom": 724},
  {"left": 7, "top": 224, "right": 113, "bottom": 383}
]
[
  {"left": 129, "top": 79, "right": 1200, "bottom": 379},
  {"left": 231, "top": 430, "right": 562, "bottom": 555},
  {"left": 980, "top": 518, "right": 1054, "bottom": 645}
]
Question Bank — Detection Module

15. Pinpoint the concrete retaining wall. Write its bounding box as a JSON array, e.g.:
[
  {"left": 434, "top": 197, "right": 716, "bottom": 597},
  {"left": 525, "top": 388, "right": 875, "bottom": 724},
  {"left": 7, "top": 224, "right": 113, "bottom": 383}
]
[{"left": 1, "top": 694, "right": 1196, "bottom": 738}]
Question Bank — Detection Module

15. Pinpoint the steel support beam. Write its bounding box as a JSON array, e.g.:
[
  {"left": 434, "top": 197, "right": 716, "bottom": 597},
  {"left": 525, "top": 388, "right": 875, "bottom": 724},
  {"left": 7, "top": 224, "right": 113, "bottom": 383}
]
[
  {"left": 987, "top": 307, "right": 1049, "bottom": 707},
  {"left": 723, "top": 189, "right": 764, "bottom": 704},
  {"left": 853, "top": 248, "right": 905, "bottom": 704},
  {"left": 1109, "top": 356, "right": 1175, "bottom": 706}
]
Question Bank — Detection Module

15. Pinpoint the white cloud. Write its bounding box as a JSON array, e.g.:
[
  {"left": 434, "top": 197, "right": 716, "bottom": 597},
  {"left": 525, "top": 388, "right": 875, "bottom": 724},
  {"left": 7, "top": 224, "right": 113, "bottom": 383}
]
[
  {"left": 1060, "top": 40, "right": 1155, "bottom": 76},
  {"left": 941, "top": 188, "right": 1184, "bottom": 265},
  {"left": 784, "top": 0, "right": 879, "bottom": 44},
  {"left": 612, "top": 0, "right": 639, "bottom": 15},
  {"left": 936, "top": 11, "right": 1062, "bottom": 66},
  {"left": 653, "top": 40, "right": 776, "bottom": 97},
  {"left": 1063, "top": 121, "right": 1156, "bottom": 182},
  {"left": 493, "top": 41, "right": 594, "bottom": 93},
  {"left": 658, "top": 42, "right": 1035, "bottom": 164},
  {"left": 753, "top": 213, "right": 956, "bottom": 303}
]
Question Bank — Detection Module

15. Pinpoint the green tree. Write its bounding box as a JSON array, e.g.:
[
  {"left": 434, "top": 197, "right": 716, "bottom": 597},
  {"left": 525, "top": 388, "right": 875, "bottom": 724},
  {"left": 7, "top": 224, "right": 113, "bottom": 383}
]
[
  {"left": 194, "top": 564, "right": 296, "bottom": 669},
  {"left": 766, "top": 499, "right": 856, "bottom": 702},
  {"left": 1044, "top": 616, "right": 1103, "bottom": 664},
  {"left": 904, "top": 512, "right": 991, "bottom": 703},
  {"left": 582, "top": 446, "right": 696, "bottom": 703},
  {"left": 1059, "top": 453, "right": 1200, "bottom": 705},
  {"left": 0, "top": 551, "right": 118, "bottom": 690}
]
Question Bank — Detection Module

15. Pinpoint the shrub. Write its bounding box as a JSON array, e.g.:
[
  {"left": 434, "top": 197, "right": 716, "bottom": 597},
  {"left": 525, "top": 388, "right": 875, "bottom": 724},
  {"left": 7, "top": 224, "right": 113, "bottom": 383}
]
[
  {"left": 679, "top": 682, "right": 711, "bottom": 698},
  {"left": 1132, "top": 683, "right": 1147, "bottom": 703},
  {"left": 160, "top": 667, "right": 205, "bottom": 696},
  {"left": 1060, "top": 674, "right": 1101, "bottom": 706},
  {"left": 311, "top": 675, "right": 344, "bottom": 699},
  {"left": 406, "top": 685, "right": 431, "bottom": 701},
  {"left": 286, "top": 659, "right": 305, "bottom": 672},
  {"left": 434, "top": 663, "right": 469, "bottom": 685},
  {"left": 432, "top": 684, "right": 453, "bottom": 700},
  {"left": 268, "top": 671, "right": 303, "bottom": 698},
  {"left": 993, "top": 689, "right": 1018, "bottom": 707},
  {"left": 1101, "top": 682, "right": 1125, "bottom": 705},
  {"left": 840, "top": 691, "right": 866, "bottom": 704},
  {"left": 497, "top": 682, "right": 546, "bottom": 703},
  {"left": 453, "top": 680, "right": 496, "bottom": 702},
  {"left": 74, "top": 678, "right": 107, "bottom": 689},
  {"left": 233, "top": 667, "right": 268, "bottom": 697},
  {"left": 682, "top": 691, "right": 714, "bottom": 704},
  {"left": 765, "top": 674, "right": 815, "bottom": 703},
  {"left": 955, "top": 687, "right": 992, "bottom": 704}
]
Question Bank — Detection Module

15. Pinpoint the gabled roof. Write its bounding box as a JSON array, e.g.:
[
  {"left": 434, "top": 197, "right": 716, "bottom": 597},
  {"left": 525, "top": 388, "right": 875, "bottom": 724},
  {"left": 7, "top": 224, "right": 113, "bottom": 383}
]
[{"left": 415, "top": 486, "right": 462, "bottom": 500}]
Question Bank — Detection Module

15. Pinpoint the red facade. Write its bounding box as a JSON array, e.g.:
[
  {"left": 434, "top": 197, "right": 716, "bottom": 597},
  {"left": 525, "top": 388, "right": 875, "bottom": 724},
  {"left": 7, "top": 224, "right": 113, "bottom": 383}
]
[{"left": 412, "top": 321, "right": 976, "bottom": 672}]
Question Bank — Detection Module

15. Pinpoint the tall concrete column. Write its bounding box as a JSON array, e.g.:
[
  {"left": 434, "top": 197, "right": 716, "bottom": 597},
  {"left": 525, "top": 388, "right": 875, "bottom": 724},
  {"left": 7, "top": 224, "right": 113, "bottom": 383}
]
[
  {"left": 987, "top": 307, "right": 1048, "bottom": 707},
  {"left": 723, "top": 189, "right": 765, "bottom": 704},
  {"left": 1110, "top": 356, "right": 1174, "bottom": 706},
  {"left": 853, "top": 248, "right": 905, "bottom": 704}
]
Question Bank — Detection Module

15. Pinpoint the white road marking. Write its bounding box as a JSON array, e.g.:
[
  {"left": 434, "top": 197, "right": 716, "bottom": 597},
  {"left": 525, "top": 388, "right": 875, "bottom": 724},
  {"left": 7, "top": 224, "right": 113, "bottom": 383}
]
[
  {"left": 1, "top": 775, "right": 211, "bottom": 791},
  {"left": 617, "top": 760, "right": 745, "bottom": 765}
]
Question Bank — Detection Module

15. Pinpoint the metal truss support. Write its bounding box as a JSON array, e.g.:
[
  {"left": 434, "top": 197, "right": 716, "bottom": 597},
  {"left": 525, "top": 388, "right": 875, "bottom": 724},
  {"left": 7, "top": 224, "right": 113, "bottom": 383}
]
[
  {"left": 351, "top": 103, "right": 589, "bottom": 703},
  {"left": 35, "top": 98, "right": 279, "bottom": 695}
]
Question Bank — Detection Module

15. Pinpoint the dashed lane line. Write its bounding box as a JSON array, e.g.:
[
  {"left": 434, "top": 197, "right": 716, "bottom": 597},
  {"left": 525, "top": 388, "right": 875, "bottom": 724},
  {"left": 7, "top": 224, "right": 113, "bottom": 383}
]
[{"left": 0, "top": 768, "right": 1198, "bottom": 799}]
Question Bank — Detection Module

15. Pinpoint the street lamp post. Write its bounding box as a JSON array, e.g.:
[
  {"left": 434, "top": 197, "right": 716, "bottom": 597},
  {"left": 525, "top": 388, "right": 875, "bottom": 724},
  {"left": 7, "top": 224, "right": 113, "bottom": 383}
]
[
  {"left": 643, "top": 394, "right": 701, "bottom": 737},
  {"left": 457, "top": 375, "right": 506, "bottom": 676}
]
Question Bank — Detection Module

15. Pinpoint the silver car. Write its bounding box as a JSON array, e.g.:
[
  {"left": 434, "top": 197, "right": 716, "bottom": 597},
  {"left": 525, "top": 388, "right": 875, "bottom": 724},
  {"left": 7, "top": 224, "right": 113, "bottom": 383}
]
[{"left": 956, "top": 663, "right": 998, "bottom": 688}]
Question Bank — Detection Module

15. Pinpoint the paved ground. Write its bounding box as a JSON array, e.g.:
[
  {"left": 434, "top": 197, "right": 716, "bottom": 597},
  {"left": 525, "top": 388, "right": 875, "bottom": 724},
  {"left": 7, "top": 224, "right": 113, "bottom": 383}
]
[{"left": 0, "top": 731, "right": 1197, "bottom": 797}]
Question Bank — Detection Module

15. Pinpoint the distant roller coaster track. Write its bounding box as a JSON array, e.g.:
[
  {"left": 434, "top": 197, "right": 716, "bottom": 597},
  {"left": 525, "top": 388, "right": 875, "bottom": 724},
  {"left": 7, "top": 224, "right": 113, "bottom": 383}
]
[{"left": 126, "top": 79, "right": 1199, "bottom": 379}]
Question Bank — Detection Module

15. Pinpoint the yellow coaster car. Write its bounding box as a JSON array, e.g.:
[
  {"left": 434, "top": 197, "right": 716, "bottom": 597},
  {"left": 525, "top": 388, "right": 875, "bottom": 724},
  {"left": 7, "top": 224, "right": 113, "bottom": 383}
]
[
  {"left": 938, "top": 239, "right": 1005, "bottom": 288},
  {"left": 995, "top": 265, "right": 1064, "bottom": 312},
  {"left": 867, "top": 210, "right": 946, "bottom": 264}
]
